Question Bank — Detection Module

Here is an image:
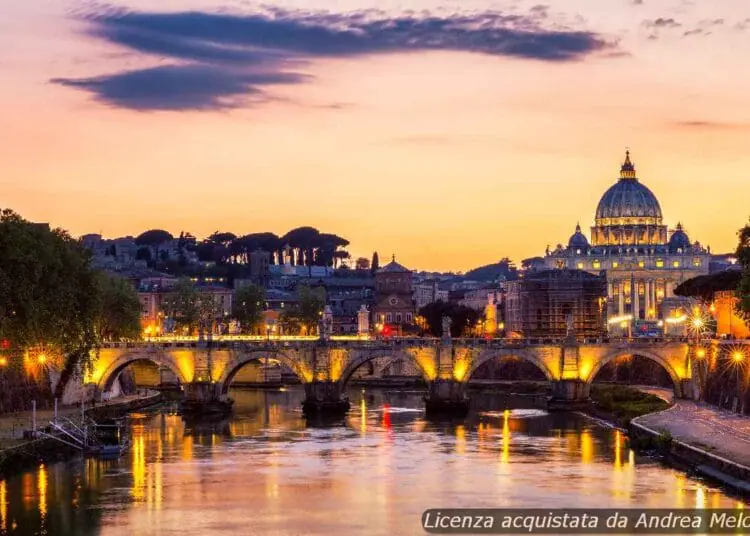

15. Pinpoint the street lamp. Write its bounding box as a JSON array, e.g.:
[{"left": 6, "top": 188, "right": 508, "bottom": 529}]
[{"left": 732, "top": 350, "right": 745, "bottom": 413}]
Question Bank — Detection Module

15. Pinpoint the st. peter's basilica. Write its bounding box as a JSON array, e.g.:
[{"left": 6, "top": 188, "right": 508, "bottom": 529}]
[{"left": 544, "top": 151, "right": 710, "bottom": 333}]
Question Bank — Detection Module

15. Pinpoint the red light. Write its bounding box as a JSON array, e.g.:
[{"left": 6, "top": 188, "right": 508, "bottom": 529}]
[{"left": 1, "top": 339, "right": 9, "bottom": 349}]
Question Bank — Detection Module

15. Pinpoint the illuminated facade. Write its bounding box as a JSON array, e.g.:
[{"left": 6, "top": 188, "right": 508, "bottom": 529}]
[
  {"left": 373, "top": 256, "right": 416, "bottom": 328},
  {"left": 544, "top": 151, "right": 710, "bottom": 332}
]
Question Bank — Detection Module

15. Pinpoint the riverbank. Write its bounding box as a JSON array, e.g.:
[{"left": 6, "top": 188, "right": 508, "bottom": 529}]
[
  {"left": 0, "top": 391, "right": 162, "bottom": 478},
  {"left": 630, "top": 400, "right": 750, "bottom": 495}
]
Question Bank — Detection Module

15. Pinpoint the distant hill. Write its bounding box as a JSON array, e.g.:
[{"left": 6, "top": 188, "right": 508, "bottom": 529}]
[{"left": 463, "top": 259, "right": 519, "bottom": 282}]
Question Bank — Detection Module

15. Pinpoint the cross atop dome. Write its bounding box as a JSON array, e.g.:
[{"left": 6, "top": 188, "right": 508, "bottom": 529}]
[{"left": 620, "top": 149, "right": 636, "bottom": 179}]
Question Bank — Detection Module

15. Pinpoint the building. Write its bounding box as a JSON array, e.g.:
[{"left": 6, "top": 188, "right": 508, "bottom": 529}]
[
  {"left": 504, "top": 269, "right": 607, "bottom": 339},
  {"left": 138, "top": 281, "right": 233, "bottom": 335},
  {"left": 458, "top": 286, "right": 503, "bottom": 311},
  {"left": 249, "top": 249, "right": 271, "bottom": 287},
  {"left": 544, "top": 151, "right": 710, "bottom": 334},
  {"left": 373, "top": 256, "right": 416, "bottom": 330},
  {"left": 413, "top": 280, "right": 449, "bottom": 309}
]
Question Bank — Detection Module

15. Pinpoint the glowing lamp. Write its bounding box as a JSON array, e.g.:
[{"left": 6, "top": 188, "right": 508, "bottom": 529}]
[
  {"left": 696, "top": 349, "right": 706, "bottom": 359},
  {"left": 37, "top": 353, "right": 47, "bottom": 364},
  {"left": 732, "top": 352, "right": 744, "bottom": 363},
  {"left": 692, "top": 318, "right": 704, "bottom": 329},
  {"left": 0, "top": 357, "right": 7, "bottom": 366}
]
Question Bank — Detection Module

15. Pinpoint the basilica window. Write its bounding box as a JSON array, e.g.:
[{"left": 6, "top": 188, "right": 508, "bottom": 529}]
[
  {"left": 655, "top": 259, "right": 664, "bottom": 268},
  {"left": 612, "top": 261, "right": 619, "bottom": 269},
  {"left": 396, "top": 313, "right": 402, "bottom": 323},
  {"left": 592, "top": 260, "right": 601, "bottom": 269},
  {"left": 638, "top": 261, "right": 645, "bottom": 268},
  {"left": 692, "top": 258, "right": 701, "bottom": 267},
  {"left": 386, "top": 313, "right": 392, "bottom": 323},
  {"left": 406, "top": 313, "right": 413, "bottom": 323},
  {"left": 672, "top": 260, "right": 680, "bottom": 268},
  {"left": 576, "top": 262, "right": 584, "bottom": 270}
]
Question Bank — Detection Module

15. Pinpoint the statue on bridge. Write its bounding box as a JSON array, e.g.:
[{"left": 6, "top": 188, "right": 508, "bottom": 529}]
[{"left": 442, "top": 316, "right": 452, "bottom": 339}]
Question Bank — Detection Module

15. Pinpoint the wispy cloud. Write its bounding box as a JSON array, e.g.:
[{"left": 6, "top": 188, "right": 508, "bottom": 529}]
[
  {"left": 52, "top": 5, "right": 616, "bottom": 112},
  {"left": 671, "top": 120, "right": 750, "bottom": 131}
]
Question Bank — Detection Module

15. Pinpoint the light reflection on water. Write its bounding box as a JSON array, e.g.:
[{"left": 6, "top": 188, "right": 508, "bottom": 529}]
[{"left": 0, "top": 387, "right": 746, "bottom": 536}]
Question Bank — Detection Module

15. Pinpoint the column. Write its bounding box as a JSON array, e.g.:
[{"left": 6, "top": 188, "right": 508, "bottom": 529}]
[
  {"left": 665, "top": 280, "right": 673, "bottom": 298},
  {"left": 644, "top": 280, "right": 651, "bottom": 319},
  {"left": 633, "top": 279, "right": 640, "bottom": 320},
  {"left": 618, "top": 281, "right": 624, "bottom": 316},
  {"left": 607, "top": 281, "right": 613, "bottom": 299},
  {"left": 651, "top": 281, "right": 657, "bottom": 316}
]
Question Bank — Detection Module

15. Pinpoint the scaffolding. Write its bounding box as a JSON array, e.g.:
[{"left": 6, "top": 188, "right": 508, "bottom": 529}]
[{"left": 505, "top": 269, "right": 607, "bottom": 338}]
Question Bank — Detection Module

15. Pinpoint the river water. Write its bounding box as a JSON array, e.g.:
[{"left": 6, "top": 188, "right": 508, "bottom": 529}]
[{"left": 0, "top": 388, "right": 745, "bottom": 535}]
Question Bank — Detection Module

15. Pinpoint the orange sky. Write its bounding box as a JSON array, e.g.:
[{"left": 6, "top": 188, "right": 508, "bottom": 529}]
[{"left": 1, "top": 1, "right": 749, "bottom": 272}]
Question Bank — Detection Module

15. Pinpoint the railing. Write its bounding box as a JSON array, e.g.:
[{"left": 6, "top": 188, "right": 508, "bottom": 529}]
[{"left": 95, "top": 335, "right": 740, "bottom": 350}]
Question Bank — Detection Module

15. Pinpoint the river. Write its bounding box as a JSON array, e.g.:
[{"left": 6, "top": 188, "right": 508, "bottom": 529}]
[{"left": 0, "top": 388, "right": 745, "bottom": 535}]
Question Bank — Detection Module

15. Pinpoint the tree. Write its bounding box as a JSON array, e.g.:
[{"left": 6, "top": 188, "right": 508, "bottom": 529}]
[
  {"left": 355, "top": 257, "right": 370, "bottom": 271},
  {"left": 0, "top": 210, "right": 100, "bottom": 395},
  {"left": 371, "top": 252, "right": 380, "bottom": 274},
  {"left": 135, "top": 229, "right": 173, "bottom": 246},
  {"left": 94, "top": 273, "right": 142, "bottom": 341},
  {"left": 136, "top": 246, "right": 152, "bottom": 264},
  {"left": 294, "top": 285, "right": 326, "bottom": 334},
  {"left": 418, "top": 301, "right": 482, "bottom": 337},
  {"left": 162, "top": 278, "right": 201, "bottom": 334},
  {"left": 233, "top": 284, "right": 265, "bottom": 334},
  {"left": 737, "top": 220, "right": 750, "bottom": 318},
  {"left": 281, "top": 226, "right": 321, "bottom": 268}
]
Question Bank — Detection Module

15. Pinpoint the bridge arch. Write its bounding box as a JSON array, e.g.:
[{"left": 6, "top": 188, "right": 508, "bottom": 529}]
[
  {"left": 465, "top": 348, "right": 556, "bottom": 383},
  {"left": 218, "top": 350, "right": 308, "bottom": 395},
  {"left": 338, "top": 349, "right": 431, "bottom": 388},
  {"left": 97, "top": 350, "right": 189, "bottom": 393},
  {"left": 585, "top": 348, "right": 684, "bottom": 397}
]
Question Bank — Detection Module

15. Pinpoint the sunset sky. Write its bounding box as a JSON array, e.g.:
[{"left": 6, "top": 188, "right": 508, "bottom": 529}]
[{"left": 2, "top": 0, "right": 749, "bottom": 272}]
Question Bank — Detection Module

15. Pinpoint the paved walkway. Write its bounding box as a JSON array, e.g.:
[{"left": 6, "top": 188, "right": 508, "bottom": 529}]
[{"left": 636, "top": 399, "right": 750, "bottom": 469}]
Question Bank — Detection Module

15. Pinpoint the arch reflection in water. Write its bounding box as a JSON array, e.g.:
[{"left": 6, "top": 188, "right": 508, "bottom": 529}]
[
  {"left": 37, "top": 464, "right": 47, "bottom": 521},
  {"left": 501, "top": 409, "right": 510, "bottom": 465},
  {"left": 0, "top": 480, "right": 7, "bottom": 532},
  {"left": 0, "top": 387, "right": 745, "bottom": 536}
]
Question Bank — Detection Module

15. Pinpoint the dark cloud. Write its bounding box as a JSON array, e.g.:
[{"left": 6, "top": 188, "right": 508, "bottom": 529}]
[
  {"left": 52, "top": 65, "right": 306, "bottom": 111},
  {"left": 683, "top": 28, "right": 705, "bottom": 37},
  {"left": 53, "top": 6, "right": 616, "bottom": 111},
  {"left": 643, "top": 17, "right": 682, "bottom": 28}
]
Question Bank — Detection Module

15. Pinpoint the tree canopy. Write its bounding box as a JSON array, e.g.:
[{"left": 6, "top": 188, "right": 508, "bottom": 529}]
[
  {"left": 0, "top": 210, "right": 100, "bottom": 386},
  {"left": 233, "top": 284, "right": 265, "bottom": 334},
  {"left": 737, "top": 220, "right": 750, "bottom": 317},
  {"left": 418, "top": 301, "right": 482, "bottom": 337},
  {"left": 135, "top": 229, "right": 173, "bottom": 246},
  {"left": 93, "top": 273, "right": 142, "bottom": 341},
  {"left": 674, "top": 271, "right": 743, "bottom": 301}
]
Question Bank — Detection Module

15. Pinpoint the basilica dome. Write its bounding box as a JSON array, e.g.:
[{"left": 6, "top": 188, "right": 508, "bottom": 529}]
[
  {"left": 594, "top": 151, "right": 663, "bottom": 222},
  {"left": 568, "top": 223, "right": 589, "bottom": 249},
  {"left": 668, "top": 223, "right": 691, "bottom": 253}
]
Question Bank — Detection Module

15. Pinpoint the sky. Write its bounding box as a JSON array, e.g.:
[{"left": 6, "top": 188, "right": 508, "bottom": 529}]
[{"left": 1, "top": 0, "right": 749, "bottom": 272}]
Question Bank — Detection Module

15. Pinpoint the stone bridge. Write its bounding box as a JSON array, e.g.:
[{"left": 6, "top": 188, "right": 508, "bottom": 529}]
[{"left": 57, "top": 337, "right": 744, "bottom": 415}]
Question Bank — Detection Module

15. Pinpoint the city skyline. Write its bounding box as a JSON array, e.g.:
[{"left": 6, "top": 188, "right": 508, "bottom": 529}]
[{"left": 2, "top": 1, "right": 750, "bottom": 271}]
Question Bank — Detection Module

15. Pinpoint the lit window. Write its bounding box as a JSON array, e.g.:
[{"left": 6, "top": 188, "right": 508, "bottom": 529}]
[
  {"left": 612, "top": 261, "right": 619, "bottom": 269},
  {"left": 693, "top": 258, "right": 701, "bottom": 267},
  {"left": 592, "top": 260, "right": 601, "bottom": 269},
  {"left": 638, "top": 261, "right": 645, "bottom": 268},
  {"left": 673, "top": 260, "right": 680, "bottom": 268},
  {"left": 576, "top": 262, "right": 584, "bottom": 270},
  {"left": 656, "top": 259, "right": 664, "bottom": 268}
]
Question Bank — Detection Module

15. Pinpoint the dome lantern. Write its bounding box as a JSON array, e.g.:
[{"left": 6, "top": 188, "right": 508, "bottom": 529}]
[{"left": 620, "top": 149, "right": 636, "bottom": 180}]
